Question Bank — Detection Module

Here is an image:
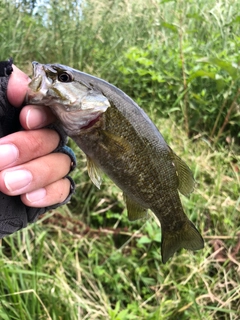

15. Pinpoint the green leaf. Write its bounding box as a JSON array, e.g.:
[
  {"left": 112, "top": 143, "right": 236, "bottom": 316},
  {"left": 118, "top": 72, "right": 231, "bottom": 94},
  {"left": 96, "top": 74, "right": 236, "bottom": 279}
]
[
  {"left": 152, "top": 233, "right": 161, "bottom": 243},
  {"left": 161, "top": 22, "right": 178, "bottom": 33},
  {"left": 138, "top": 236, "right": 152, "bottom": 244},
  {"left": 197, "top": 57, "right": 239, "bottom": 79},
  {"left": 188, "top": 70, "right": 216, "bottom": 82}
]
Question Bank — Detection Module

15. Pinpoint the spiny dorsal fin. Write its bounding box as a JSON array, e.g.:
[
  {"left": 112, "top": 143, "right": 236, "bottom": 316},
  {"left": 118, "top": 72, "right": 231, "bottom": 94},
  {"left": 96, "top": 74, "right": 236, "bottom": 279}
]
[
  {"left": 86, "top": 155, "right": 102, "bottom": 189},
  {"left": 169, "top": 148, "right": 195, "bottom": 196},
  {"left": 123, "top": 194, "right": 148, "bottom": 221},
  {"left": 161, "top": 220, "right": 204, "bottom": 264}
]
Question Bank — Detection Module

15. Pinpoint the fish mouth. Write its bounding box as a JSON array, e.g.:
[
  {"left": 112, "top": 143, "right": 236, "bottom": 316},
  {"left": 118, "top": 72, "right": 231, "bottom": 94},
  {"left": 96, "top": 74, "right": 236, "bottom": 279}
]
[
  {"left": 27, "top": 62, "right": 55, "bottom": 104},
  {"left": 26, "top": 61, "right": 111, "bottom": 135},
  {"left": 32, "top": 61, "right": 57, "bottom": 79}
]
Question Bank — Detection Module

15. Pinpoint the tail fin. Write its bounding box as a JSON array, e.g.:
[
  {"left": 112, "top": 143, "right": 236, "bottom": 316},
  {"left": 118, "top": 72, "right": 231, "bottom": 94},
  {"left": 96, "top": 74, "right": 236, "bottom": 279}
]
[{"left": 161, "top": 220, "right": 204, "bottom": 264}]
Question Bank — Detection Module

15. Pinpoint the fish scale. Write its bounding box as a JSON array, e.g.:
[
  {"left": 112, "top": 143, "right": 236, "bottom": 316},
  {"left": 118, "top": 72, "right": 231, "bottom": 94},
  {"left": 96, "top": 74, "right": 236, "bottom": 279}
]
[{"left": 27, "top": 61, "right": 204, "bottom": 263}]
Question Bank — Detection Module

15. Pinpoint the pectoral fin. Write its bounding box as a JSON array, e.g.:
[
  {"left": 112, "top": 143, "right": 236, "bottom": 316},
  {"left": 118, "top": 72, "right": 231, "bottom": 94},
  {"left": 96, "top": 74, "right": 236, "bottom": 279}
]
[
  {"left": 123, "top": 194, "right": 148, "bottom": 221},
  {"left": 86, "top": 155, "right": 102, "bottom": 189},
  {"left": 101, "top": 131, "right": 132, "bottom": 154},
  {"left": 169, "top": 148, "right": 195, "bottom": 195}
]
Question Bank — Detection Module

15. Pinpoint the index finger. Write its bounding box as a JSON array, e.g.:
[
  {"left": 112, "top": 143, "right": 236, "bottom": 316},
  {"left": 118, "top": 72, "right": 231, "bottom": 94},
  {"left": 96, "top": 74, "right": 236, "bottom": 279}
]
[{"left": 0, "top": 129, "right": 60, "bottom": 170}]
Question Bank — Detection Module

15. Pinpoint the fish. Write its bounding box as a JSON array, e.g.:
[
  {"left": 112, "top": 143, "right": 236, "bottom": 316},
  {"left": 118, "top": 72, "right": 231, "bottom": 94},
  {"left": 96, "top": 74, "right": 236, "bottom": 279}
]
[{"left": 26, "top": 61, "right": 204, "bottom": 263}]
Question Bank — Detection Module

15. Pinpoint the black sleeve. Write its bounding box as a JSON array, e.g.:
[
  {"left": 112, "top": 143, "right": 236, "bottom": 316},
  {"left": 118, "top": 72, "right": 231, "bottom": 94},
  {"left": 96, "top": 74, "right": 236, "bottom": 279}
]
[{"left": 0, "top": 58, "right": 76, "bottom": 238}]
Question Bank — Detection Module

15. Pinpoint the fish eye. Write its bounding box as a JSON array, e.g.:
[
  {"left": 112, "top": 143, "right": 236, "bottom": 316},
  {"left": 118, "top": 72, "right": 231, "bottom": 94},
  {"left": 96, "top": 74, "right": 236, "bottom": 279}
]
[{"left": 58, "top": 72, "right": 73, "bottom": 83}]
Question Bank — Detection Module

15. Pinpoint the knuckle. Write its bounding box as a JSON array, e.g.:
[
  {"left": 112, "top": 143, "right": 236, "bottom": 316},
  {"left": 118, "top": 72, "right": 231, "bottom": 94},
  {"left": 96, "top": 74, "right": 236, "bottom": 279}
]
[
  {"left": 20, "top": 129, "right": 59, "bottom": 157},
  {"left": 24, "top": 132, "right": 45, "bottom": 154},
  {"left": 48, "top": 179, "right": 69, "bottom": 204}
]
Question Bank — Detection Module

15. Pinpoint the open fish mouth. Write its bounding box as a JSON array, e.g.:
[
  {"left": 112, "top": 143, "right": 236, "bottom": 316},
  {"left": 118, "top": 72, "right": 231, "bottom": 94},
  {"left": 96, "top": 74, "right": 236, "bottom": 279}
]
[{"left": 27, "top": 62, "right": 55, "bottom": 104}]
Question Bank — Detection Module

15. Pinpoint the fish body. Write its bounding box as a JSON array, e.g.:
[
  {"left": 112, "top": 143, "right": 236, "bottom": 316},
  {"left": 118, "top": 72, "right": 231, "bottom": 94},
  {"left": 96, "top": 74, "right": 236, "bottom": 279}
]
[{"left": 27, "top": 62, "right": 204, "bottom": 263}]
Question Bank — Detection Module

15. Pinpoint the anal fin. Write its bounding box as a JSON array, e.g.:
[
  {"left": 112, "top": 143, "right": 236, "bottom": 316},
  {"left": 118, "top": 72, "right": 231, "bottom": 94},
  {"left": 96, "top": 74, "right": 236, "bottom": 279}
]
[{"left": 123, "top": 194, "right": 148, "bottom": 221}]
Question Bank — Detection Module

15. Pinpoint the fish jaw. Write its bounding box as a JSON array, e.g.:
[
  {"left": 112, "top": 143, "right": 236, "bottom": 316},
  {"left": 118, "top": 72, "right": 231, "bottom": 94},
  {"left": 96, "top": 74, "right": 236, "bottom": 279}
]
[{"left": 26, "top": 62, "right": 110, "bottom": 135}]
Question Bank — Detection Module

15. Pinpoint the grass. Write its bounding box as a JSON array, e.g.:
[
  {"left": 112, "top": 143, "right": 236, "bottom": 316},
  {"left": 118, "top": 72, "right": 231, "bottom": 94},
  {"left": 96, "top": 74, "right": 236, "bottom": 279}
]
[
  {"left": 0, "top": 0, "right": 240, "bottom": 319},
  {"left": 0, "top": 119, "right": 239, "bottom": 319}
]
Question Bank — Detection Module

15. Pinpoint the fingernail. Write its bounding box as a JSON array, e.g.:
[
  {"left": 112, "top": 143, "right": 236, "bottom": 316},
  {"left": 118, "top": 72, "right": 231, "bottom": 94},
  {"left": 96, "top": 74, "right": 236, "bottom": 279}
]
[
  {"left": 0, "top": 144, "right": 19, "bottom": 168},
  {"left": 26, "top": 188, "right": 46, "bottom": 203},
  {"left": 26, "top": 108, "right": 47, "bottom": 129},
  {"left": 4, "top": 170, "right": 32, "bottom": 192}
]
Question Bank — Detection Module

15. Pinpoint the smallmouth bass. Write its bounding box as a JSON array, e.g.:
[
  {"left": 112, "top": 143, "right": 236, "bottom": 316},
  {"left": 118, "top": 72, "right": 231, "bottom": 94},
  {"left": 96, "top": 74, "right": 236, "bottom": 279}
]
[{"left": 27, "top": 61, "right": 204, "bottom": 263}]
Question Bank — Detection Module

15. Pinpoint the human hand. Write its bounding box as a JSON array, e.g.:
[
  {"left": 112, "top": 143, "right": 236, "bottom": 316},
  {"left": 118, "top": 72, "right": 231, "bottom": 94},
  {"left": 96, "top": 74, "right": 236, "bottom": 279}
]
[{"left": 0, "top": 65, "right": 73, "bottom": 208}]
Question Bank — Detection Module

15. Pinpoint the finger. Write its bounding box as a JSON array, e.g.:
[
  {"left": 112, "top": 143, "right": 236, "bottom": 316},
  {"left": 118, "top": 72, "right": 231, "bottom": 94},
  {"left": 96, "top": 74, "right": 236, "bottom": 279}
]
[
  {"left": 21, "top": 177, "right": 71, "bottom": 207},
  {"left": 7, "top": 65, "right": 30, "bottom": 107},
  {"left": 0, "top": 153, "right": 71, "bottom": 196},
  {"left": 0, "top": 129, "right": 60, "bottom": 170},
  {"left": 20, "top": 105, "right": 57, "bottom": 130}
]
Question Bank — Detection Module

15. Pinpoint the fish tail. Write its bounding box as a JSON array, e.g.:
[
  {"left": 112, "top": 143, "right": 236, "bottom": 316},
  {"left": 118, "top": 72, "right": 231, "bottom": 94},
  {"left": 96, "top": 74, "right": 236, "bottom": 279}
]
[{"left": 161, "top": 220, "right": 204, "bottom": 264}]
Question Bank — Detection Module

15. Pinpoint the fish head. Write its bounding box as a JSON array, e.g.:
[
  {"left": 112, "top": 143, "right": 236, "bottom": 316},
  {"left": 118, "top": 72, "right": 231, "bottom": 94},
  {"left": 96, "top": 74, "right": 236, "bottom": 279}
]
[{"left": 27, "top": 62, "right": 110, "bottom": 135}]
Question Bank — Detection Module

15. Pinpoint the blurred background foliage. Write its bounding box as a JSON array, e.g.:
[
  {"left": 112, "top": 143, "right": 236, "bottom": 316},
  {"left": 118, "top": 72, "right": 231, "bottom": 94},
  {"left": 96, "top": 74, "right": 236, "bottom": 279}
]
[
  {"left": 1, "top": 0, "right": 239, "bottom": 145},
  {"left": 0, "top": 0, "right": 239, "bottom": 319}
]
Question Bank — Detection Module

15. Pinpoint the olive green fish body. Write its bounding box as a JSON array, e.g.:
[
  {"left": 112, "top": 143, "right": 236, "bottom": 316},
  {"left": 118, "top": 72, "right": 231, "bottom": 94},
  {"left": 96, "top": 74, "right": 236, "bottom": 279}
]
[
  {"left": 27, "top": 62, "right": 204, "bottom": 263},
  {"left": 73, "top": 105, "right": 201, "bottom": 263},
  {"left": 75, "top": 106, "right": 175, "bottom": 207}
]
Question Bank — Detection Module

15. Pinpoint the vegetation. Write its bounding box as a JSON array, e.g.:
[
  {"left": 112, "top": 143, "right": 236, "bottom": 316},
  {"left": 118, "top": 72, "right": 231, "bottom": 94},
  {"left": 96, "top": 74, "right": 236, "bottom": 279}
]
[{"left": 0, "top": 0, "right": 239, "bottom": 319}]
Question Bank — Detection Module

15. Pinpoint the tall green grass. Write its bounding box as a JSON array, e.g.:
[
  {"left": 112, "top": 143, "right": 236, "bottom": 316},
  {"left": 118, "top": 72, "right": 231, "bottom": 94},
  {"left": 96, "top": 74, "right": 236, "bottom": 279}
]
[
  {"left": 2, "top": 0, "right": 239, "bottom": 142},
  {"left": 0, "top": 0, "right": 239, "bottom": 319}
]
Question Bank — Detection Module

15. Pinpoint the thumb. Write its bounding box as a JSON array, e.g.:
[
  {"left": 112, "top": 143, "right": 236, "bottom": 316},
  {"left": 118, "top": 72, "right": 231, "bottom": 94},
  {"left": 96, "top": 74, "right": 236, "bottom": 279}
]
[{"left": 7, "top": 65, "right": 30, "bottom": 107}]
